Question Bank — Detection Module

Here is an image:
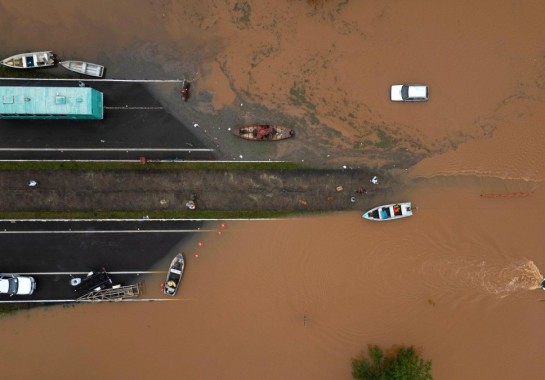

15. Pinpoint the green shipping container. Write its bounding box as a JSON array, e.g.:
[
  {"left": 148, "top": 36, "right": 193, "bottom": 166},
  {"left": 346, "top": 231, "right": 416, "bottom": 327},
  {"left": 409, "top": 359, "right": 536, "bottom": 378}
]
[{"left": 0, "top": 86, "right": 103, "bottom": 120}]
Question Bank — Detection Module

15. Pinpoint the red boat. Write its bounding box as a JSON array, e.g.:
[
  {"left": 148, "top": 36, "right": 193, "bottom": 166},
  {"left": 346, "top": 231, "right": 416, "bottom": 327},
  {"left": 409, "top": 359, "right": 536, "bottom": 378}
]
[{"left": 234, "top": 125, "right": 295, "bottom": 141}]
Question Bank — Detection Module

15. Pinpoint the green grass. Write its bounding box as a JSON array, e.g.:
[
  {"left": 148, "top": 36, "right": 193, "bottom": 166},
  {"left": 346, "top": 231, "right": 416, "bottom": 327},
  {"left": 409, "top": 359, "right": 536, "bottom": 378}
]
[
  {"left": 289, "top": 83, "right": 316, "bottom": 111},
  {"left": 374, "top": 128, "right": 398, "bottom": 149},
  {"left": 0, "top": 303, "right": 41, "bottom": 317}
]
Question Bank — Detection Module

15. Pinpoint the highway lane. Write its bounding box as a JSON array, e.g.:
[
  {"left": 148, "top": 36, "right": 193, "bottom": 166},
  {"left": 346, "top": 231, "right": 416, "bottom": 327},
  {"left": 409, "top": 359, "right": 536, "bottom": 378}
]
[
  {"left": 0, "top": 219, "right": 210, "bottom": 302},
  {"left": 0, "top": 79, "right": 215, "bottom": 161}
]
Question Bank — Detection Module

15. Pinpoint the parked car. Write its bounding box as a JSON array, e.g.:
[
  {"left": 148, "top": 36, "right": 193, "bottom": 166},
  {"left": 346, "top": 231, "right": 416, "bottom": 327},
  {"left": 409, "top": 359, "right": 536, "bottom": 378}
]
[
  {"left": 0, "top": 274, "right": 36, "bottom": 295},
  {"left": 390, "top": 84, "right": 428, "bottom": 101}
]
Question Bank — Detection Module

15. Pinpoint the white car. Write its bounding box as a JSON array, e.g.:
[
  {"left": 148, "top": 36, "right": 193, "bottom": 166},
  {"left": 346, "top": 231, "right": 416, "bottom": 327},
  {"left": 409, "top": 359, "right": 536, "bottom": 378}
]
[
  {"left": 390, "top": 84, "right": 428, "bottom": 101},
  {"left": 0, "top": 274, "right": 36, "bottom": 296}
]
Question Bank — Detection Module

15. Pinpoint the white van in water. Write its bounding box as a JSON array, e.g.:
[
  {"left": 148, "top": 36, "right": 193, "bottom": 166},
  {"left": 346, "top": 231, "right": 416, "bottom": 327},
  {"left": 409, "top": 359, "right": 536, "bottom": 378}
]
[
  {"left": 391, "top": 84, "right": 429, "bottom": 101},
  {"left": 0, "top": 274, "right": 36, "bottom": 295}
]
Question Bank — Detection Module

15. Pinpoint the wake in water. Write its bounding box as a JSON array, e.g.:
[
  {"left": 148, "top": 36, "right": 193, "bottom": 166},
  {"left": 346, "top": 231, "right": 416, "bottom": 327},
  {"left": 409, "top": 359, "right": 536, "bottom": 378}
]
[
  {"left": 422, "top": 258, "right": 544, "bottom": 298},
  {"left": 462, "top": 259, "right": 543, "bottom": 297}
]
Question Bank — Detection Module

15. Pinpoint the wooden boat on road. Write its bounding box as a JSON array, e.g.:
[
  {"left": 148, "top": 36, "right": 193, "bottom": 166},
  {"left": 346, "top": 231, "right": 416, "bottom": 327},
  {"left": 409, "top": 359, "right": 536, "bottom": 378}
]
[
  {"left": 362, "top": 202, "right": 413, "bottom": 221},
  {"left": 1, "top": 51, "right": 55, "bottom": 69},
  {"left": 60, "top": 60, "right": 105, "bottom": 77},
  {"left": 235, "top": 125, "right": 295, "bottom": 141},
  {"left": 162, "top": 253, "right": 185, "bottom": 296}
]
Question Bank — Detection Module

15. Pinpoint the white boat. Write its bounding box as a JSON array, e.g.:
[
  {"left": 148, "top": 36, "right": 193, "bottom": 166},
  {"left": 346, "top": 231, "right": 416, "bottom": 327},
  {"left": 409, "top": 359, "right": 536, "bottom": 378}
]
[
  {"left": 362, "top": 202, "right": 413, "bottom": 221},
  {"left": 1, "top": 51, "right": 55, "bottom": 69},
  {"left": 60, "top": 60, "right": 104, "bottom": 77},
  {"left": 162, "top": 253, "right": 185, "bottom": 296}
]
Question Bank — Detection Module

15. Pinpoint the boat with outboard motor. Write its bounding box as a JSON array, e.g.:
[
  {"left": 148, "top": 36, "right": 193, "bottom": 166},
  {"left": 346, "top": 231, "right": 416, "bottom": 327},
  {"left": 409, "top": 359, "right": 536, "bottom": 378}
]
[
  {"left": 162, "top": 253, "right": 185, "bottom": 296},
  {"left": 1, "top": 51, "right": 55, "bottom": 69},
  {"left": 362, "top": 202, "right": 413, "bottom": 221}
]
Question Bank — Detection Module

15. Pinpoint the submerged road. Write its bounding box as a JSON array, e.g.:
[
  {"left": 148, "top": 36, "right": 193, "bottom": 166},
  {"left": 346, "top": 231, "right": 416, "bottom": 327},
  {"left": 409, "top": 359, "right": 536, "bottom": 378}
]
[{"left": 0, "top": 219, "right": 210, "bottom": 302}]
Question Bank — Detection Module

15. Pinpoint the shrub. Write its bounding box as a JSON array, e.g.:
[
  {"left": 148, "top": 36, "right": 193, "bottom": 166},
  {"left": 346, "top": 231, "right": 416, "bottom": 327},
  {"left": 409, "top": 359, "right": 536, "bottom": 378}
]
[{"left": 352, "top": 344, "right": 433, "bottom": 380}]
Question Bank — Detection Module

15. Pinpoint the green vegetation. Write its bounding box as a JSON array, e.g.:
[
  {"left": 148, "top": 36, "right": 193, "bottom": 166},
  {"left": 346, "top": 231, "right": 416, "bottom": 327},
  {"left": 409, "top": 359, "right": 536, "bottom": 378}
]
[
  {"left": 352, "top": 345, "right": 433, "bottom": 380},
  {"left": 289, "top": 82, "right": 316, "bottom": 111},
  {"left": 374, "top": 128, "right": 398, "bottom": 149},
  {"left": 232, "top": 0, "right": 252, "bottom": 28},
  {"left": 0, "top": 303, "right": 40, "bottom": 317},
  {"left": 306, "top": 0, "right": 332, "bottom": 6}
]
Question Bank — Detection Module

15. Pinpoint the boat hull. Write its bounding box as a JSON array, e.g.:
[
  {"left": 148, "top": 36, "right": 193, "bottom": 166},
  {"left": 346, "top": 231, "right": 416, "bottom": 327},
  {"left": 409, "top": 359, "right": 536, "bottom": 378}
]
[
  {"left": 235, "top": 125, "right": 295, "bottom": 141},
  {"left": 163, "top": 253, "right": 185, "bottom": 296},
  {"left": 60, "top": 60, "right": 104, "bottom": 77},
  {"left": 362, "top": 202, "right": 413, "bottom": 221},
  {"left": 1, "top": 51, "right": 55, "bottom": 69}
]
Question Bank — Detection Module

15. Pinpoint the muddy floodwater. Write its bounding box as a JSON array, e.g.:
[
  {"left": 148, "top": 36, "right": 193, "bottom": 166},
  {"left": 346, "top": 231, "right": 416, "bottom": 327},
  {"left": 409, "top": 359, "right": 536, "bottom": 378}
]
[
  {"left": 1, "top": 0, "right": 545, "bottom": 379},
  {"left": 2, "top": 203, "right": 545, "bottom": 380}
]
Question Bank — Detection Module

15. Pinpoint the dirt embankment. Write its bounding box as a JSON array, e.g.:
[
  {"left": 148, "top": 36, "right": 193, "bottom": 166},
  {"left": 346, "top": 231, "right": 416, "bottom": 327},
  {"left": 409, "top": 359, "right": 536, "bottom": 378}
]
[{"left": 0, "top": 169, "right": 393, "bottom": 213}]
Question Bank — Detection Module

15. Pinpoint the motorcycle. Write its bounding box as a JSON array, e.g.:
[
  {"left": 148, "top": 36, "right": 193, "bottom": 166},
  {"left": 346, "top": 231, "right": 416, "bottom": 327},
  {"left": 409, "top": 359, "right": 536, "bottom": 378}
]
[{"left": 181, "top": 80, "right": 190, "bottom": 102}]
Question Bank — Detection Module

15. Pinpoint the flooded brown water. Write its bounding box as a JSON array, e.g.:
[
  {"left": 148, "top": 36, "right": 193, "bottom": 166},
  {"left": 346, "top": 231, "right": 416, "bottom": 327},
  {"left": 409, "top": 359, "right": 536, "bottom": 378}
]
[
  {"left": 2, "top": 0, "right": 545, "bottom": 379},
  {"left": 2, "top": 206, "right": 544, "bottom": 379}
]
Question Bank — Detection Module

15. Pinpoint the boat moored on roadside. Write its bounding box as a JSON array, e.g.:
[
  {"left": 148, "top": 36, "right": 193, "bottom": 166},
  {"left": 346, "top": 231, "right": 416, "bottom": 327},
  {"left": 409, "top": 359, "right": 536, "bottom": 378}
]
[
  {"left": 1, "top": 51, "right": 55, "bottom": 69},
  {"left": 60, "top": 60, "right": 105, "bottom": 77},
  {"left": 234, "top": 125, "right": 295, "bottom": 141},
  {"left": 362, "top": 202, "right": 413, "bottom": 221},
  {"left": 162, "top": 253, "right": 185, "bottom": 296}
]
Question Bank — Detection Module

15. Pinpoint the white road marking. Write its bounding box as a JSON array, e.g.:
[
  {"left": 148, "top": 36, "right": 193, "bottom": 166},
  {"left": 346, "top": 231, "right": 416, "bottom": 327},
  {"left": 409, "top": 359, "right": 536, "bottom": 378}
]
[
  {"left": 0, "top": 147, "right": 213, "bottom": 152},
  {"left": 17, "top": 271, "right": 165, "bottom": 275},
  {"left": 103, "top": 106, "right": 164, "bottom": 110},
  {"left": 0, "top": 299, "right": 181, "bottom": 303},
  {"left": 0, "top": 229, "right": 214, "bottom": 234},
  {"left": 0, "top": 218, "right": 277, "bottom": 222},
  {"left": 1, "top": 78, "right": 185, "bottom": 83}
]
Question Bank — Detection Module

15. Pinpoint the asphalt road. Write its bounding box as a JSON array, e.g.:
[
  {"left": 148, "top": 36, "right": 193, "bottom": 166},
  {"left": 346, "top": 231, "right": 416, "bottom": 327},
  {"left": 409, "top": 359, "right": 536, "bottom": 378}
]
[
  {"left": 0, "top": 219, "right": 208, "bottom": 302},
  {"left": 0, "top": 79, "right": 215, "bottom": 161}
]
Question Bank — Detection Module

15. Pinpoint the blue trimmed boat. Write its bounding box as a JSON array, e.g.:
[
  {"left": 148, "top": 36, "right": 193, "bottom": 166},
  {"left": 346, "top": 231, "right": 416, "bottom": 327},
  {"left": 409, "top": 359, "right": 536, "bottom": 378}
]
[
  {"left": 1, "top": 51, "right": 55, "bottom": 69},
  {"left": 362, "top": 202, "right": 413, "bottom": 221}
]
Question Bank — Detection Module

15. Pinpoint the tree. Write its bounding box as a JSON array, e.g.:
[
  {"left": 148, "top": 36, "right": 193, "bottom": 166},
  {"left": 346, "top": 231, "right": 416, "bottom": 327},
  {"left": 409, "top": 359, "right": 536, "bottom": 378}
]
[{"left": 351, "top": 345, "right": 433, "bottom": 380}]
